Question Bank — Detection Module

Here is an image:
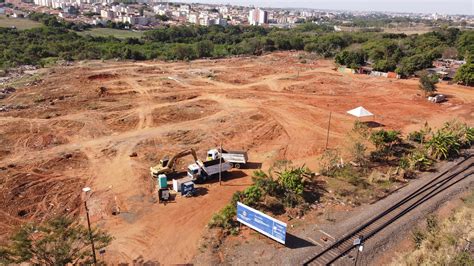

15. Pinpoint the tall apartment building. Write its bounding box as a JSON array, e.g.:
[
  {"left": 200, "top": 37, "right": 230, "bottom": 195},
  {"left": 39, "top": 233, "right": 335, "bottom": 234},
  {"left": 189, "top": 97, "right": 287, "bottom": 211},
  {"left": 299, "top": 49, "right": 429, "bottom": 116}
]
[{"left": 248, "top": 8, "right": 267, "bottom": 26}]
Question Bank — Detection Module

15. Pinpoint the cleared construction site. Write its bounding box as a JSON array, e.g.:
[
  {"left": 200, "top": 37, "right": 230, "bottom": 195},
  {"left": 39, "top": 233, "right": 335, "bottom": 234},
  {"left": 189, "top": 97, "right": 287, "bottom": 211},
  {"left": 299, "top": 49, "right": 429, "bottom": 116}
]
[{"left": 0, "top": 52, "right": 473, "bottom": 264}]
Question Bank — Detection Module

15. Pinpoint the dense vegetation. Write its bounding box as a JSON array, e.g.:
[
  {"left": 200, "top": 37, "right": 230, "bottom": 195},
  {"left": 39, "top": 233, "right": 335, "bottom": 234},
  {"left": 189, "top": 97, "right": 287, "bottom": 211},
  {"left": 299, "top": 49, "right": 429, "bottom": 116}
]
[
  {"left": 0, "top": 216, "right": 112, "bottom": 264},
  {"left": 1, "top": 14, "right": 472, "bottom": 80}
]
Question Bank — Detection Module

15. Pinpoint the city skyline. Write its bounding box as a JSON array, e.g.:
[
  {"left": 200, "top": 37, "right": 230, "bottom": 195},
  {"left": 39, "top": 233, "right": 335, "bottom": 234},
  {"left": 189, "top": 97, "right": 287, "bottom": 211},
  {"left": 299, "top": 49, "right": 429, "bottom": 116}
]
[{"left": 177, "top": 0, "right": 474, "bottom": 15}]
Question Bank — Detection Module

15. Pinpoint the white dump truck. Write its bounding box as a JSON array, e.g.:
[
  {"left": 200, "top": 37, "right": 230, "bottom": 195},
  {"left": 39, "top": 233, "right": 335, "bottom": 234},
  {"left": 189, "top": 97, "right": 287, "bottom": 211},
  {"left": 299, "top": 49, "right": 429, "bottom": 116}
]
[
  {"left": 207, "top": 148, "right": 248, "bottom": 169},
  {"left": 187, "top": 159, "right": 232, "bottom": 183}
]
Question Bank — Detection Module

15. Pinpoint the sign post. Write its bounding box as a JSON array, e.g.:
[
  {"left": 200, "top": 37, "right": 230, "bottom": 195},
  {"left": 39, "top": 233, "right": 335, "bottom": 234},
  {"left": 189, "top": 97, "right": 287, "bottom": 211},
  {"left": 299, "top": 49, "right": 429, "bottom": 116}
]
[
  {"left": 353, "top": 235, "right": 364, "bottom": 266},
  {"left": 236, "top": 202, "right": 287, "bottom": 244}
]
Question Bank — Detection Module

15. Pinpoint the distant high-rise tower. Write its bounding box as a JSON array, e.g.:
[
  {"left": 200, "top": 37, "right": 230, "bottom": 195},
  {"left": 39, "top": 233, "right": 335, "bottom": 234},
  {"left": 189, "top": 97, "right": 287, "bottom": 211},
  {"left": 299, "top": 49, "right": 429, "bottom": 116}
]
[{"left": 248, "top": 8, "right": 267, "bottom": 26}]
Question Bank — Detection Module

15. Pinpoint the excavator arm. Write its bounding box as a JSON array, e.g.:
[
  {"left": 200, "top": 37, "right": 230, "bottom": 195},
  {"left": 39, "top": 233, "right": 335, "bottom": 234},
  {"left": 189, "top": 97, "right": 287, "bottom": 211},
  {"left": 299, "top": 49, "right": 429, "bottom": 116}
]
[
  {"left": 167, "top": 148, "right": 198, "bottom": 169},
  {"left": 151, "top": 148, "right": 198, "bottom": 177}
]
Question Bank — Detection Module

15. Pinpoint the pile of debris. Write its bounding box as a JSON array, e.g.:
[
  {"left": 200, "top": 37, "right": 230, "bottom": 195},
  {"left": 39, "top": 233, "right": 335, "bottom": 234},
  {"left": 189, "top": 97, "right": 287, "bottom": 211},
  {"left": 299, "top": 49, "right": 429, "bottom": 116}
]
[
  {"left": 0, "top": 104, "right": 28, "bottom": 112},
  {"left": 0, "top": 87, "right": 16, "bottom": 100},
  {"left": 0, "top": 65, "right": 38, "bottom": 85}
]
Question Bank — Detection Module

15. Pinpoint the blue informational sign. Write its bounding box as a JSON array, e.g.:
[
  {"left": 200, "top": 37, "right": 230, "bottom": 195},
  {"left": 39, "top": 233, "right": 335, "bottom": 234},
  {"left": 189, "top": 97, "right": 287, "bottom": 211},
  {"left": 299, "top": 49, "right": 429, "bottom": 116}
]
[{"left": 237, "top": 202, "right": 287, "bottom": 244}]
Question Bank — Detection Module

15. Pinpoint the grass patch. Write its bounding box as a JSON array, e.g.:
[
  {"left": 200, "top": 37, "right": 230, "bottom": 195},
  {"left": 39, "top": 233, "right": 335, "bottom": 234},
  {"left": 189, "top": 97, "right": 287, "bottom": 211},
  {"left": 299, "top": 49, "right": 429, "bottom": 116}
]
[
  {"left": 391, "top": 190, "right": 474, "bottom": 265},
  {"left": 78, "top": 28, "right": 144, "bottom": 39},
  {"left": 0, "top": 15, "right": 42, "bottom": 30},
  {"left": 461, "top": 190, "right": 474, "bottom": 207},
  {"left": 3, "top": 73, "right": 42, "bottom": 88}
]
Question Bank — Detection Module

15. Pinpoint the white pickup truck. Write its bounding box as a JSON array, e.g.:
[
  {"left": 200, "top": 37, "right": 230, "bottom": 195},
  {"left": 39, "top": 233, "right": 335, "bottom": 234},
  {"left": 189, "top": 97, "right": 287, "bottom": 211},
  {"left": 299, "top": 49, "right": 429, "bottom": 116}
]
[
  {"left": 207, "top": 148, "right": 248, "bottom": 169},
  {"left": 428, "top": 94, "right": 446, "bottom": 103},
  {"left": 187, "top": 159, "right": 232, "bottom": 183}
]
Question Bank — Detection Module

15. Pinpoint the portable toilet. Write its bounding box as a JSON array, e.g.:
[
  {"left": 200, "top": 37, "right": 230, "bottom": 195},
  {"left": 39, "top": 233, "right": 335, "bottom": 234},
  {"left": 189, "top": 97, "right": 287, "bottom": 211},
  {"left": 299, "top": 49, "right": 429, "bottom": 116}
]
[{"left": 158, "top": 174, "right": 168, "bottom": 189}]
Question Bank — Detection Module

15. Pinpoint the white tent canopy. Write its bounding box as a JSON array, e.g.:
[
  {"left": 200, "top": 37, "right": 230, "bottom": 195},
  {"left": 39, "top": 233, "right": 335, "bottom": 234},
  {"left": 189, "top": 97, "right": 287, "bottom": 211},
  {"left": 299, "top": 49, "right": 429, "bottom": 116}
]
[{"left": 347, "top": 106, "right": 374, "bottom": 118}]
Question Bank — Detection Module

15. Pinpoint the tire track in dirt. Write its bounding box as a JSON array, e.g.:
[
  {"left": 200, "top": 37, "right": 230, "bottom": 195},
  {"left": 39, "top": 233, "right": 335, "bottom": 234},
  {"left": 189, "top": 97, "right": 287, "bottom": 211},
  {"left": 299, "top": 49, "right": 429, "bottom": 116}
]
[{"left": 3, "top": 53, "right": 473, "bottom": 264}]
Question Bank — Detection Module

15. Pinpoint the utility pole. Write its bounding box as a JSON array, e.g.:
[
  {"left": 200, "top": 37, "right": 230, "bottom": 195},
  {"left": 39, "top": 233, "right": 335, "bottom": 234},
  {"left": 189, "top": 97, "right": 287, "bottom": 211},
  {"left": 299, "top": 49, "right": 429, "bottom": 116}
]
[
  {"left": 83, "top": 187, "right": 97, "bottom": 265},
  {"left": 219, "top": 142, "right": 222, "bottom": 186},
  {"left": 325, "top": 111, "right": 332, "bottom": 150}
]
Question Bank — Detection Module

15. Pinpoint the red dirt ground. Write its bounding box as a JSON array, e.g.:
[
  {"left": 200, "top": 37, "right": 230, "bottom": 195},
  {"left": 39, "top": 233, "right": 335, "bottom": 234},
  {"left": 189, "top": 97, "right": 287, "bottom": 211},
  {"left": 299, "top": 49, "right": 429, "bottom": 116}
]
[{"left": 0, "top": 52, "right": 472, "bottom": 263}]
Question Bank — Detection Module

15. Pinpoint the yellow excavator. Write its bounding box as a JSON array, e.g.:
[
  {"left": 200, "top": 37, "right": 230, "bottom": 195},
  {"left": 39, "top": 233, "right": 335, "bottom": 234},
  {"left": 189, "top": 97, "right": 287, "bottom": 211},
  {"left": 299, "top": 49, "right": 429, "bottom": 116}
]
[{"left": 150, "top": 149, "right": 198, "bottom": 178}]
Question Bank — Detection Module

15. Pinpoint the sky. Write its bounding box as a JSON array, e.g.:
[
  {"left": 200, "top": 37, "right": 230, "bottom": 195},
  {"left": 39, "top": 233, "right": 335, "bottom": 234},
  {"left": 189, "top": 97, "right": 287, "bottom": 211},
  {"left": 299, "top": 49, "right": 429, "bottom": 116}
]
[{"left": 177, "top": 0, "right": 474, "bottom": 15}]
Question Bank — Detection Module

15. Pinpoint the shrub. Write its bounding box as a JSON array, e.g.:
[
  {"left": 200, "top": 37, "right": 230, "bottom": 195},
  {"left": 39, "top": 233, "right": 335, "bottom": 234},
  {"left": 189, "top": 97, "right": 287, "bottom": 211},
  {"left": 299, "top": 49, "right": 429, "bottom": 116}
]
[
  {"left": 350, "top": 141, "right": 368, "bottom": 166},
  {"left": 208, "top": 204, "right": 237, "bottom": 230},
  {"left": 426, "top": 130, "right": 461, "bottom": 160},
  {"left": 442, "top": 120, "right": 474, "bottom": 148},
  {"left": 319, "top": 149, "right": 341, "bottom": 177},
  {"left": 370, "top": 129, "right": 401, "bottom": 150},
  {"left": 401, "top": 148, "right": 433, "bottom": 171},
  {"left": 352, "top": 120, "right": 370, "bottom": 138},
  {"left": 277, "top": 167, "right": 305, "bottom": 196},
  {"left": 426, "top": 215, "right": 439, "bottom": 234},
  {"left": 254, "top": 165, "right": 312, "bottom": 208},
  {"left": 408, "top": 130, "right": 426, "bottom": 143},
  {"left": 242, "top": 185, "right": 262, "bottom": 207},
  {"left": 452, "top": 251, "right": 474, "bottom": 266},
  {"left": 412, "top": 227, "right": 426, "bottom": 249},
  {"left": 252, "top": 171, "right": 280, "bottom": 196},
  {"left": 334, "top": 165, "right": 368, "bottom": 188}
]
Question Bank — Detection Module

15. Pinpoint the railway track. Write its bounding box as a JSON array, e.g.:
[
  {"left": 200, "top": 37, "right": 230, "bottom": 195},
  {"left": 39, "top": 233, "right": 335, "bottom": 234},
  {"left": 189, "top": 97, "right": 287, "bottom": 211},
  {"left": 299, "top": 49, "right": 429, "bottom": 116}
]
[{"left": 303, "top": 153, "right": 474, "bottom": 266}]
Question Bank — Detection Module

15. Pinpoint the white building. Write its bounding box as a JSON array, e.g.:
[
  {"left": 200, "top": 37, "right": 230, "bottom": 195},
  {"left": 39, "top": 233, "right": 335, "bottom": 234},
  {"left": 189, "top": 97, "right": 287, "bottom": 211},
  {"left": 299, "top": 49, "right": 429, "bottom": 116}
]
[
  {"left": 188, "top": 13, "right": 198, "bottom": 24},
  {"left": 248, "top": 8, "right": 267, "bottom": 26},
  {"left": 34, "top": 0, "right": 52, "bottom": 7},
  {"left": 100, "top": 9, "right": 114, "bottom": 19}
]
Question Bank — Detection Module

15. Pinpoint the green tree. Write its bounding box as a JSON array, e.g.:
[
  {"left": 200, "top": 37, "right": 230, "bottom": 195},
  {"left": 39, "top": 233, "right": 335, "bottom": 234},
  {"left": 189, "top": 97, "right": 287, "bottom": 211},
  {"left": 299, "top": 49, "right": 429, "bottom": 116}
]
[
  {"left": 289, "top": 36, "right": 304, "bottom": 50},
  {"left": 456, "top": 31, "right": 474, "bottom": 58},
  {"left": 195, "top": 40, "right": 214, "bottom": 58},
  {"left": 454, "top": 56, "right": 474, "bottom": 86},
  {"left": 335, "top": 49, "right": 366, "bottom": 68},
  {"left": 418, "top": 71, "right": 439, "bottom": 96},
  {"left": 172, "top": 44, "right": 197, "bottom": 60},
  {"left": 372, "top": 59, "right": 397, "bottom": 72},
  {"left": 0, "top": 216, "right": 112, "bottom": 265},
  {"left": 396, "top": 54, "right": 433, "bottom": 77}
]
